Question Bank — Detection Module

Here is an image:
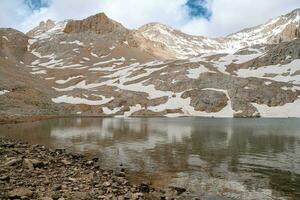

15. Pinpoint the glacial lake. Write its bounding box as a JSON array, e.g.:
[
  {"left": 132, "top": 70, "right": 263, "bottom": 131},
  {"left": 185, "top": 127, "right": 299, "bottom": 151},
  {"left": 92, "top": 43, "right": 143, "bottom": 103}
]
[{"left": 0, "top": 118, "right": 300, "bottom": 199}]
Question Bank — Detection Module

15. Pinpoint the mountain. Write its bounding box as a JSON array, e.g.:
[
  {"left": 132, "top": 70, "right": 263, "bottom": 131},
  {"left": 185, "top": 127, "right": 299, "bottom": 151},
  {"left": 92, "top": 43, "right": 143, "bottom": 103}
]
[
  {"left": 0, "top": 8, "right": 300, "bottom": 121},
  {"left": 139, "top": 8, "right": 300, "bottom": 58}
]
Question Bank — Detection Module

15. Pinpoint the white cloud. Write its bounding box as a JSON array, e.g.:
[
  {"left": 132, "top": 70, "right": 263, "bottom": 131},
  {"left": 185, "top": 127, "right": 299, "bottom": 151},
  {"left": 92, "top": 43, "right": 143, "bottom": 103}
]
[
  {"left": 18, "top": 0, "right": 191, "bottom": 32},
  {"left": 1, "top": 0, "right": 300, "bottom": 37},
  {"left": 183, "top": 0, "right": 300, "bottom": 37},
  {"left": 0, "top": 0, "right": 31, "bottom": 29}
]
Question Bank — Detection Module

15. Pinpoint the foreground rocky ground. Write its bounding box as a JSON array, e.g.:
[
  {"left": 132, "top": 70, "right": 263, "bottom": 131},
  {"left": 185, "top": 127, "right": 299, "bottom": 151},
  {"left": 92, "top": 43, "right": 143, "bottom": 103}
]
[{"left": 0, "top": 137, "right": 191, "bottom": 200}]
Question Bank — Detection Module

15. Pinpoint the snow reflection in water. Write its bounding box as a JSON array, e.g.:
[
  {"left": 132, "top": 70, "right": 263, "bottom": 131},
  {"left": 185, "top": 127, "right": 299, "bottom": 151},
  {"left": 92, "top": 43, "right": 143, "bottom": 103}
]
[{"left": 0, "top": 118, "right": 300, "bottom": 199}]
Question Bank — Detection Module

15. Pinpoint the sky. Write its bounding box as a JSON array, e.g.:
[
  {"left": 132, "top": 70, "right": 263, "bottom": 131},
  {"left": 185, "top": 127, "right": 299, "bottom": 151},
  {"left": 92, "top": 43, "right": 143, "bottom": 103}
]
[{"left": 0, "top": 0, "right": 300, "bottom": 37}]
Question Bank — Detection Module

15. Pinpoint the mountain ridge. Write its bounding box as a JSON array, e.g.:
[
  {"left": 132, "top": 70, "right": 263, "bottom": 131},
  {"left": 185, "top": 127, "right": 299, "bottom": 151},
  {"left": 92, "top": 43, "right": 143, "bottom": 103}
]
[
  {"left": 22, "top": 9, "right": 300, "bottom": 59},
  {"left": 0, "top": 8, "right": 300, "bottom": 120}
]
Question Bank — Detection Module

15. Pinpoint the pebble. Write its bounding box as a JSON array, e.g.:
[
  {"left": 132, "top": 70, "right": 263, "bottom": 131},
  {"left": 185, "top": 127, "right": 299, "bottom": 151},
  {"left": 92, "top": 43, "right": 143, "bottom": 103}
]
[
  {"left": 103, "top": 181, "right": 111, "bottom": 187},
  {"left": 5, "top": 158, "right": 21, "bottom": 166},
  {"left": 8, "top": 187, "right": 33, "bottom": 198},
  {"left": 0, "top": 137, "right": 188, "bottom": 200},
  {"left": 0, "top": 175, "right": 10, "bottom": 182}
]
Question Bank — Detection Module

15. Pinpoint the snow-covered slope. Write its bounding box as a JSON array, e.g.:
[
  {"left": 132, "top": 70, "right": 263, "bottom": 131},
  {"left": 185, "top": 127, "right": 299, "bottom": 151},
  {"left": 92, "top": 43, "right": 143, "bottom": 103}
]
[
  {"left": 0, "top": 9, "right": 300, "bottom": 118},
  {"left": 228, "top": 8, "right": 300, "bottom": 45},
  {"left": 139, "top": 9, "right": 300, "bottom": 58}
]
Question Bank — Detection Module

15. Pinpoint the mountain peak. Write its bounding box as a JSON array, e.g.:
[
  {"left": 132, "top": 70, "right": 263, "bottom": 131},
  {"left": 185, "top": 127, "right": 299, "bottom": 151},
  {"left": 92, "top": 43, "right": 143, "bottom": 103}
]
[
  {"left": 290, "top": 8, "right": 300, "bottom": 15},
  {"left": 139, "top": 23, "right": 174, "bottom": 31},
  {"left": 27, "top": 19, "right": 57, "bottom": 37},
  {"left": 283, "top": 8, "right": 300, "bottom": 20},
  {"left": 39, "top": 19, "right": 55, "bottom": 28},
  {"left": 63, "top": 12, "right": 127, "bottom": 34},
  {"left": 93, "top": 12, "right": 108, "bottom": 18}
]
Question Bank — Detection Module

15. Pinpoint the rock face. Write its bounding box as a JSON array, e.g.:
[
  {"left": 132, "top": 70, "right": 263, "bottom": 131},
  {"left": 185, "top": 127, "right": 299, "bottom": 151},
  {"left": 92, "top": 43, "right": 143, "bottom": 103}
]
[
  {"left": 0, "top": 8, "right": 300, "bottom": 119},
  {"left": 182, "top": 89, "right": 228, "bottom": 113},
  {"left": 27, "top": 19, "right": 56, "bottom": 37},
  {"left": 64, "top": 13, "right": 128, "bottom": 35},
  {"left": 0, "top": 28, "right": 28, "bottom": 61},
  {"left": 269, "top": 9, "right": 300, "bottom": 43}
]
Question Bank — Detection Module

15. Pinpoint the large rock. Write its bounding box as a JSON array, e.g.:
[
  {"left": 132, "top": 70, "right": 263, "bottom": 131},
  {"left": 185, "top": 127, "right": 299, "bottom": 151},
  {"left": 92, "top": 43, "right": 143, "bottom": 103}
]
[
  {"left": 64, "top": 13, "right": 128, "bottom": 35},
  {"left": 182, "top": 89, "right": 228, "bottom": 113}
]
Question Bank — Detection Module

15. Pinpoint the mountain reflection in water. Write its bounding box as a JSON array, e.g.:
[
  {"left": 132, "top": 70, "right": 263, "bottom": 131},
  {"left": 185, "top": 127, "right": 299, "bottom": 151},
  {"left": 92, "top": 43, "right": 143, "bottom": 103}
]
[{"left": 1, "top": 118, "right": 299, "bottom": 199}]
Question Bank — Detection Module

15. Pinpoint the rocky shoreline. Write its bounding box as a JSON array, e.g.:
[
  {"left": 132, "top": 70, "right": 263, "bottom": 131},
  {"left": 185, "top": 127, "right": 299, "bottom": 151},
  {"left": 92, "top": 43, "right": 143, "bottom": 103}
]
[
  {"left": 0, "top": 115, "right": 58, "bottom": 125},
  {"left": 0, "top": 137, "right": 190, "bottom": 200}
]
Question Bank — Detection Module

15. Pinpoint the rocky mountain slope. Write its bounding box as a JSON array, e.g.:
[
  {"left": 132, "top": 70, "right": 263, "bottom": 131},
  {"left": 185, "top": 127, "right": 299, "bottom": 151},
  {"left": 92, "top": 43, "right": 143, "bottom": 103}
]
[
  {"left": 0, "top": 9, "right": 300, "bottom": 119},
  {"left": 139, "top": 8, "right": 300, "bottom": 58}
]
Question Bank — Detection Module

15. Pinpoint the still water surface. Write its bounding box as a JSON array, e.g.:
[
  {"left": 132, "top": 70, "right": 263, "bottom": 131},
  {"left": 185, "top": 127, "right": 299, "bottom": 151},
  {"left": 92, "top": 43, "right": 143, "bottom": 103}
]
[{"left": 0, "top": 118, "right": 300, "bottom": 199}]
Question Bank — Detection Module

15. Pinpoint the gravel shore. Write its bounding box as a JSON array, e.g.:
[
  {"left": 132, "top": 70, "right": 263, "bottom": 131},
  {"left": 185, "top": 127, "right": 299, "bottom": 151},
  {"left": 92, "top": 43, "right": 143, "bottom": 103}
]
[{"left": 0, "top": 137, "right": 191, "bottom": 200}]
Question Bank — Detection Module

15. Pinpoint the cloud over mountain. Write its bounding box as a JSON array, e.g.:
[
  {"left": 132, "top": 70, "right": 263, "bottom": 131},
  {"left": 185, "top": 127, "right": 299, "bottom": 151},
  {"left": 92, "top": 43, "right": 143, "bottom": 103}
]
[{"left": 1, "top": 0, "right": 300, "bottom": 37}]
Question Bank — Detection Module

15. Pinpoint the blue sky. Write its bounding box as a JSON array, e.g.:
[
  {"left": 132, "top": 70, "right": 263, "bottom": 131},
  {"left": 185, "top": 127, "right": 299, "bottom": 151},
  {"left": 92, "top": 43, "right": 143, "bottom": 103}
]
[
  {"left": 185, "top": 0, "right": 211, "bottom": 19},
  {"left": 1, "top": 0, "right": 300, "bottom": 36},
  {"left": 25, "top": 0, "right": 50, "bottom": 10}
]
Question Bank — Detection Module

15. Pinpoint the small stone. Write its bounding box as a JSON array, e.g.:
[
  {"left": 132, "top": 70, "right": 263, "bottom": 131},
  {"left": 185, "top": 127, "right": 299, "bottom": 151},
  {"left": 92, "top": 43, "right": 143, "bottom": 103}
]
[
  {"left": 71, "top": 153, "right": 83, "bottom": 159},
  {"left": 73, "top": 192, "right": 88, "bottom": 199},
  {"left": 86, "top": 160, "right": 93, "bottom": 165},
  {"left": 52, "top": 184, "right": 62, "bottom": 191},
  {"left": 124, "top": 192, "right": 132, "bottom": 199},
  {"left": 0, "top": 175, "right": 10, "bottom": 182},
  {"left": 23, "top": 159, "right": 34, "bottom": 170},
  {"left": 132, "top": 192, "right": 143, "bottom": 199},
  {"left": 0, "top": 143, "right": 14, "bottom": 148},
  {"left": 116, "top": 172, "right": 126, "bottom": 177},
  {"left": 61, "top": 159, "right": 71, "bottom": 165},
  {"left": 103, "top": 181, "right": 111, "bottom": 187},
  {"left": 103, "top": 171, "right": 109, "bottom": 176},
  {"left": 8, "top": 188, "right": 33, "bottom": 198},
  {"left": 44, "top": 179, "right": 51, "bottom": 185},
  {"left": 31, "top": 159, "right": 45, "bottom": 168},
  {"left": 139, "top": 183, "right": 150, "bottom": 193},
  {"left": 55, "top": 148, "right": 66, "bottom": 154},
  {"left": 169, "top": 186, "right": 186, "bottom": 195},
  {"left": 51, "top": 192, "right": 61, "bottom": 200},
  {"left": 23, "top": 158, "right": 44, "bottom": 169},
  {"left": 5, "top": 158, "right": 21, "bottom": 166},
  {"left": 68, "top": 177, "right": 76, "bottom": 182},
  {"left": 40, "top": 197, "right": 53, "bottom": 200}
]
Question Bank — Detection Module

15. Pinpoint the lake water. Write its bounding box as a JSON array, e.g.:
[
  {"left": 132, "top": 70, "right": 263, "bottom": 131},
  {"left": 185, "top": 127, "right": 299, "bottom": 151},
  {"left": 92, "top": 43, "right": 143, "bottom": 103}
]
[{"left": 0, "top": 118, "right": 300, "bottom": 199}]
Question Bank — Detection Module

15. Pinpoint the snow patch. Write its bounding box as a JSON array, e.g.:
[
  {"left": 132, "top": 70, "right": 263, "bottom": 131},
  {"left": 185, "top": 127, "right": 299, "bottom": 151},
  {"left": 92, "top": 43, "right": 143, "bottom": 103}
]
[
  {"left": 52, "top": 95, "right": 113, "bottom": 105},
  {"left": 0, "top": 90, "right": 9, "bottom": 95},
  {"left": 186, "top": 65, "right": 212, "bottom": 79},
  {"left": 252, "top": 99, "right": 300, "bottom": 118},
  {"left": 55, "top": 75, "right": 84, "bottom": 84},
  {"left": 2, "top": 36, "right": 8, "bottom": 41},
  {"left": 30, "top": 70, "right": 47, "bottom": 75},
  {"left": 103, "top": 107, "right": 122, "bottom": 115},
  {"left": 60, "top": 40, "right": 84, "bottom": 46}
]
